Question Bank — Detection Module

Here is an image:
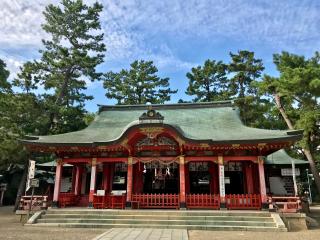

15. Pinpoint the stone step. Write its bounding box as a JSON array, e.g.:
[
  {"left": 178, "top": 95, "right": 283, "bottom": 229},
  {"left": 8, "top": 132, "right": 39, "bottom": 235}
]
[
  {"left": 46, "top": 209, "right": 271, "bottom": 217},
  {"left": 42, "top": 214, "right": 274, "bottom": 222},
  {"left": 32, "top": 209, "right": 287, "bottom": 232},
  {"left": 32, "top": 222, "right": 287, "bottom": 232},
  {"left": 37, "top": 218, "right": 276, "bottom": 227}
]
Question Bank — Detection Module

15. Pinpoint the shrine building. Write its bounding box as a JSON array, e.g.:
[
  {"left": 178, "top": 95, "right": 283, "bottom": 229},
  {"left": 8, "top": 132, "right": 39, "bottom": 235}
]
[{"left": 21, "top": 101, "right": 303, "bottom": 210}]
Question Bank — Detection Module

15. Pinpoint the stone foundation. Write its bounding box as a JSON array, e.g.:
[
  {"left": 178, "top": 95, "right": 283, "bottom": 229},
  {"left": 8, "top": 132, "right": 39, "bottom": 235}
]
[{"left": 280, "top": 213, "right": 307, "bottom": 231}]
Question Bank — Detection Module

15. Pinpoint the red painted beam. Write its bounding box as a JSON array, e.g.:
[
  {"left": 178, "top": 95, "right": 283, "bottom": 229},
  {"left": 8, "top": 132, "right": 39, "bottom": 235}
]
[
  {"left": 185, "top": 156, "right": 218, "bottom": 162},
  {"left": 224, "top": 156, "right": 258, "bottom": 161}
]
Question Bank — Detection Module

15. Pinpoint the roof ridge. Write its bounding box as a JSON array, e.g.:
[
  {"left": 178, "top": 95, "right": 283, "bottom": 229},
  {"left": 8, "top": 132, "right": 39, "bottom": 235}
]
[{"left": 98, "top": 100, "right": 234, "bottom": 112}]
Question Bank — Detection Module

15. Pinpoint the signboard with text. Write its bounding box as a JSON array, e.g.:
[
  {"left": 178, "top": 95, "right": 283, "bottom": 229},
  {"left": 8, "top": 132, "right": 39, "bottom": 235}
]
[
  {"left": 219, "top": 165, "right": 225, "bottom": 197},
  {"left": 30, "top": 178, "right": 39, "bottom": 188},
  {"left": 281, "top": 168, "right": 300, "bottom": 176}
]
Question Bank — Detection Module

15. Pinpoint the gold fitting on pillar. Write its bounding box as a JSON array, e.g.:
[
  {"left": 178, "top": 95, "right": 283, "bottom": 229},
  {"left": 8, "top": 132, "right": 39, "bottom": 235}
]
[
  {"left": 128, "top": 156, "right": 133, "bottom": 165},
  {"left": 56, "top": 158, "right": 63, "bottom": 165},
  {"left": 179, "top": 156, "right": 185, "bottom": 165},
  {"left": 218, "top": 155, "right": 224, "bottom": 165},
  {"left": 257, "top": 156, "right": 264, "bottom": 164},
  {"left": 92, "top": 158, "right": 97, "bottom": 166}
]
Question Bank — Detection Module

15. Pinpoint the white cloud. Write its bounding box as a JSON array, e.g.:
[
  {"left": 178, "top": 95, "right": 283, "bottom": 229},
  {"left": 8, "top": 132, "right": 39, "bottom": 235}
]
[
  {"left": 0, "top": 0, "right": 56, "bottom": 48},
  {"left": 1, "top": 0, "right": 319, "bottom": 78},
  {"left": 101, "top": 0, "right": 320, "bottom": 52},
  {"left": 0, "top": 52, "right": 24, "bottom": 80}
]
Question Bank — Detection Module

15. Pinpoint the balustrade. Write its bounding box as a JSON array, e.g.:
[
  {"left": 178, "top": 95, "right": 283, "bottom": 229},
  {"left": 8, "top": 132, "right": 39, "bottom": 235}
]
[
  {"left": 186, "top": 194, "right": 220, "bottom": 209},
  {"left": 132, "top": 193, "right": 179, "bottom": 209},
  {"left": 225, "top": 194, "right": 261, "bottom": 209},
  {"left": 268, "top": 196, "right": 302, "bottom": 213}
]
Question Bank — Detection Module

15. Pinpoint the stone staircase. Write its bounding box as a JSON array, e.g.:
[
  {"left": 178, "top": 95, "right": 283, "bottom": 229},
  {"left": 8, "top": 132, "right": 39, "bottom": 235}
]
[{"left": 32, "top": 209, "right": 287, "bottom": 232}]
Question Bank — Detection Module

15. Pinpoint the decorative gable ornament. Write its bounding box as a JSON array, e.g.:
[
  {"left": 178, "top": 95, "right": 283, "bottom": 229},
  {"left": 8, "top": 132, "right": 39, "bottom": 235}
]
[{"left": 139, "top": 107, "right": 164, "bottom": 123}]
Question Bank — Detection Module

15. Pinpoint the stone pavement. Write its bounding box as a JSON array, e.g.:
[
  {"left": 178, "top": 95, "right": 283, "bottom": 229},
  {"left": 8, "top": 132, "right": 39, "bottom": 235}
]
[{"left": 92, "top": 228, "right": 188, "bottom": 240}]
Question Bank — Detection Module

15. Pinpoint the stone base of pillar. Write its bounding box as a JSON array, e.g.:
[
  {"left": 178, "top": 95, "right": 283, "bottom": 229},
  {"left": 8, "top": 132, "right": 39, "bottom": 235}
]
[
  {"left": 52, "top": 201, "right": 59, "bottom": 208},
  {"left": 125, "top": 201, "right": 132, "bottom": 209},
  {"left": 179, "top": 202, "right": 186, "bottom": 209},
  {"left": 262, "top": 202, "right": 269, "bottom": 210},
  {"left": 88, "top": 202, "right": 93, "bottom": 208},
  {"left": 220, "top": 202, "right": 226, "bottom": 209}
]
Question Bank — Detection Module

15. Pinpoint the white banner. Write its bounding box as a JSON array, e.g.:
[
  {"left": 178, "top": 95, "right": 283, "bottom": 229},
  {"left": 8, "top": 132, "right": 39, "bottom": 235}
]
[
  {"left": 26, "top": 160, "right": 36, "bottom": 191},
  {"left": 28, "top": 160, "right": 36, "bottom": 179},
  {"left": 219, "top": 165, "right": 225, "bottom": 197}
]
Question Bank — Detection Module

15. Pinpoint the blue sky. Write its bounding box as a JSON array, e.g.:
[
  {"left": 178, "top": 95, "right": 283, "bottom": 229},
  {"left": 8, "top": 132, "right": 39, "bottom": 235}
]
[{"left": 1, "top": 0, "right": 320, "bottom": 112}]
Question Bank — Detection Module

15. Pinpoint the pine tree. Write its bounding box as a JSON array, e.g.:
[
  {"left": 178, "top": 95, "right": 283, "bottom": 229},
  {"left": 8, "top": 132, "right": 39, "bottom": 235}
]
[
  {"left": 0, "top": 59, "right": 11, "bottom": 93},
  {"left": 228, "top": 50, "right": 265, "bottom": 125},
  {"left": 14, "top": 0, "right": 105, "bottom": 133},
  {"left": 185, "top": 59, "right": 230, "bottom": 102},
  {"left": 257, "top": 51, "right": 320, "bottom": 196},
  {"left": 104, "top": 60, "right": 177, "bottom": 104}
]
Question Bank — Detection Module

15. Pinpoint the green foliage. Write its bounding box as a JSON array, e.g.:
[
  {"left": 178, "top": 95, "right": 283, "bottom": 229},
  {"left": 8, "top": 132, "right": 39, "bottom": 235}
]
[
  {"left": 229, "top": 50, "right": 264, "bottom": 98},
  {"left": 185, "top": 59, "right": 230, "bottom": 102},
  {"left": 1, "top": 0, "right": 105, "bottom": 171},
  {"left": 258, "top": 51, "right": 320, "bottom": 150},
  {"left": 185, "top": 51, "right": 267, "bottom": 126},
  {"left": 0, "top": 59, "right": 11, "bottom": 93},
  {"left": 13, "top": 0, "right": 105, "bottom": 133},
  {"left": 104, "top": 60, "right": 177, "bottom": 104},
  {"left": 228, "top": 51, "right": 265, "bottom": 125}
]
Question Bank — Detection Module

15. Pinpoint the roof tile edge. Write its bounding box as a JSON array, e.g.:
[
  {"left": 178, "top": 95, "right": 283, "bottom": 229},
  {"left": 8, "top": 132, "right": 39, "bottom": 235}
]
[{"left": 98, "top": 100, "right": 234, "bottom": 112}]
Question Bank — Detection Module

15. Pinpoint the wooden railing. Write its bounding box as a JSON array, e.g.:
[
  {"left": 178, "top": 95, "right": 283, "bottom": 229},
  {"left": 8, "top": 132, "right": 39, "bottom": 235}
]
[
  {"left": 225, "top": 194, "right": 261, "bottom": 209},
  {"left": 93, "top": 194, "right": 126, "bottom": 209},
  {"left": 19, "top": 195, "right": 48, "bottom": 211},
  {"left": 268, "top": 196, "right": 302, "bottom": 213},
  {"left": 132, "top": 194, "right": 179, "bottom": 209},
  {"left": 186, "top": 194, "right": 220, "bottom": 209},
  {"left": 59, "top": 193, "right": 79, "bottom": 208}
]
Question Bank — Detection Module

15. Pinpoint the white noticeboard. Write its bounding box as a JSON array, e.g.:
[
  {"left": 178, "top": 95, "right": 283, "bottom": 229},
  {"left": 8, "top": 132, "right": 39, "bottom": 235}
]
[
  {"left": 97, "top": 190, "right": 105, "bottom": 196},
  {"left": 30, "top": 178, "right": 39, "bottom": 188},
  {"left": 281, "top": 168, "right": 300, "bottom": 176}
]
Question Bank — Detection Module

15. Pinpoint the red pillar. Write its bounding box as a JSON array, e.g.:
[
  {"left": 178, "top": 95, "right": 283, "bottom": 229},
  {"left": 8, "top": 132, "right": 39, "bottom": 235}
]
[
  {"left": 74, "top": 165, "right": 82, "bottom": 196},
  {"left": 133, "top": 162, "right": 143, "bottom": 194},
  {"left": 258, "top": 156, "right": 268, "bottom": 208},
  {"left": 109, "top": 163, "right": 115, "bottom": 192},
  {"left": 218, "top": 156, "right": 226, "bottom": 208},
  {"left": 137, "top": 162, "right": 144, "bottom": 193},
  {"left": 185, "top": 163, "right": 190, "bottom": 194},
  {"left": 214, "top": 164, "right": 219, "bottom": 194},
  {"left": 179, "top": 156, "right": 186, "bottom": 208},
  {"left": 88, "top": 158, "right": 97, "bottom": 207},
  {"left": 103, "top": 163, "right": 110, "bottom": 193},
  {"left": 245, "top": 162, "right": 254, "bottom": 194},
  {"left": 53, "top": 159, "right": 63, "bottom": 208},
  {"left": 209, "top": 162, "right": 215, "bottom": 194},
  {"left": 126, "top": 157, "right": 133, "bottom": 207},
  {"left": 71, "top": 165, "right": 77, "bottom": 193}
]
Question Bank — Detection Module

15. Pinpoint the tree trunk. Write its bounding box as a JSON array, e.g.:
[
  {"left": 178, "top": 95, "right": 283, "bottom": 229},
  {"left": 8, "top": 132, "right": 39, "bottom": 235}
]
[
  {"left": 304, "top": 148, "right": 320, "bottom": 196},
  {"left": 48, "top": 73, "right": 71, "bottom": 132},
  {"left": 274, "top": 93, "right": 294, "bottom": 129},
  {"left": 273, "top": 93, "right": 320, "bottom": 195},
  {"left": 14, "top": 161, "right": 28, "bottom": 211}
]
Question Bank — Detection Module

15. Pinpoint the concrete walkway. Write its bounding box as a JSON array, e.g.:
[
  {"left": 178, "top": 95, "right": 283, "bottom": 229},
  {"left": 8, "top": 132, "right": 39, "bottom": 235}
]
[{"left": 93, "top": 228, "right": 188, "bottom": 240}]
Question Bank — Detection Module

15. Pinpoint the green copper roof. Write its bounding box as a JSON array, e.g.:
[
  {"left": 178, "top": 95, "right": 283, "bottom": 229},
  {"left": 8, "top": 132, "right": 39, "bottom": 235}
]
[
  {"left": 37, "top": 161, "right": 73, "bottom": 167},
  {"left": 21, "top": 101, "right": 302, "bottom": 146},
  {"left": 265, "top": 149, "right": 307, "bottom": 165}
]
